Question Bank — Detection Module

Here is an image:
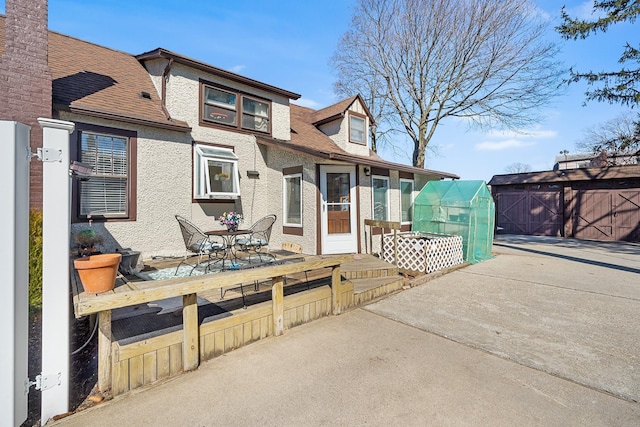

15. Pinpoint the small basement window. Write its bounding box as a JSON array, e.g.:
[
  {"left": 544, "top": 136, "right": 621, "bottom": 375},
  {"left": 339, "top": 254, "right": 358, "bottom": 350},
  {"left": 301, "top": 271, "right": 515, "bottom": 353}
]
[{"left": 194, "top": 144, "right": 240, "bottom": 199}]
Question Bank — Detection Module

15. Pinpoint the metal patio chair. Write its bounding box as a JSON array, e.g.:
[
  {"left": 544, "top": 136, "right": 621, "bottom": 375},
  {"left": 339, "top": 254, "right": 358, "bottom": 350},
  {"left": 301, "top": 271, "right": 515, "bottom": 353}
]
[
  {"left": 175, "top": 215, "right": 225, "bottom": 275},
  {"left": 235, "top": 214, "right": 277, "bottom": 262}
]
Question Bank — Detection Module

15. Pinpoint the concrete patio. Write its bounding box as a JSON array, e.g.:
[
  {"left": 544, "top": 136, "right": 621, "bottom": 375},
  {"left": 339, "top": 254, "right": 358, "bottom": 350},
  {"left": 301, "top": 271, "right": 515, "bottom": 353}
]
[{"left": 53, "top": 236, "right": 640, "bottom": 426}]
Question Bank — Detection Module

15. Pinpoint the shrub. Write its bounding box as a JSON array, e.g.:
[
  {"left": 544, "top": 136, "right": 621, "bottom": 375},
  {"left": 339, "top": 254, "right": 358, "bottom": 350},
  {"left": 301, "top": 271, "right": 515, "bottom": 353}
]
[{"left": 29, "top": 210, "right": 43, "bottom": 313}]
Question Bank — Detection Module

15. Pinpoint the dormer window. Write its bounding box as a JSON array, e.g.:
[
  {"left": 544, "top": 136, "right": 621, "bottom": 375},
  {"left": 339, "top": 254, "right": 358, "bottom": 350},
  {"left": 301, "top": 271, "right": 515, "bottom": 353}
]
[
  {"left": 242, "top": 97, "right": 270, "bottom": 133},
  {"left": 349, "top": 113, "right": 366, "bottom": 145},
  {"left": 203, "top": 86, "right": 237, "bottom": 126},
  {"left": 201, "top": 81, "right": 271, "bottom": 135}
]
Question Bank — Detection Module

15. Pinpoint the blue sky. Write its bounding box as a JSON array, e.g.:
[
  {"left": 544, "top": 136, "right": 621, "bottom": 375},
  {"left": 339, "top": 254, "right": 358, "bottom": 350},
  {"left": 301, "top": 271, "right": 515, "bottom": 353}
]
[{"left": 1, "top": 0, "right": 636, "bottom": 181}]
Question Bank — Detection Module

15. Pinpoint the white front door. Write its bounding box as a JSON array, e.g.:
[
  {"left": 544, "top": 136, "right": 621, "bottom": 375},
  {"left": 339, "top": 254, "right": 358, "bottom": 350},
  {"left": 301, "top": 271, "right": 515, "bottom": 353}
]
[{"left": 320, "top": 165, "right": 358, "bottom": 254}]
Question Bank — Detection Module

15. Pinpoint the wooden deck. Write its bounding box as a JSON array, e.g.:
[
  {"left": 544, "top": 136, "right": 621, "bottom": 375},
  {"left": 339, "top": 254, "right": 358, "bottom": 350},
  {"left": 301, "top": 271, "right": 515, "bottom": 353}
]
[{"left": 70, "top": 251, "right": 404, "bottom": 396}]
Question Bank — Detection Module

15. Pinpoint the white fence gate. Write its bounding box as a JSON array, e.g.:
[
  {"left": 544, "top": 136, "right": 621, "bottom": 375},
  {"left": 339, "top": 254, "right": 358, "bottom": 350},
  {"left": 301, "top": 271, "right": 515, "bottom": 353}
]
[
  {"left": 0, "top": 121, "right": 31, "bottom": 426},
  {"left": 1, "top": 118, "right": 75, "bottom": 426}
]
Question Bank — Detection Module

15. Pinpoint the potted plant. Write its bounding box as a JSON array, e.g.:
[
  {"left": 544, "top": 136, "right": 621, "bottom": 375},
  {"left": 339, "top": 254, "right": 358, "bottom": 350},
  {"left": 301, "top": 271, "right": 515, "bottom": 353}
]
[
  {"left": 218, "top": 211, "right": 243, "bottom": 232},
  {"left": 74, "top": 253, "right": 122, "bottom": 294},
  {"left": 73, "top": 228, "right": 104, "bottom": 257}
]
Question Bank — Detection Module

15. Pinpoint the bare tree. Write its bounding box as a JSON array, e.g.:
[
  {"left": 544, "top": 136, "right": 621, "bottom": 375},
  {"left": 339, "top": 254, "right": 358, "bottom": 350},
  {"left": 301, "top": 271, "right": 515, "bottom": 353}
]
[
  {"left": 504, "top": 162, "right": 532, "bottom": 173},
  {"left": 332, "top": 0, "right": 563, "bottom": 167},
  {"left": 333, "top": 67, "right": 391, "bottom": 153},
  {"left": 576, "top": 112, "right": 640, "bottom": 166}
]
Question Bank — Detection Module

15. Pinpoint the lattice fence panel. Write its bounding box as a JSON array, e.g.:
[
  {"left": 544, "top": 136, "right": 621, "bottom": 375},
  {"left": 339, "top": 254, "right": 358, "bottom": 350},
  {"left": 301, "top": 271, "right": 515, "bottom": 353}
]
[{"left": 382, "top": 233, "right": 463, "bottom": 274}]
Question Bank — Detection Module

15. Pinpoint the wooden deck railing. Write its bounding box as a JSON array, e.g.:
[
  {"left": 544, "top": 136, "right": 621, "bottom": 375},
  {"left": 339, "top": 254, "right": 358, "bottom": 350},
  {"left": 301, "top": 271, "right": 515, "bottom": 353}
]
[
  {"left": 71, "top": 255, "right": 354, "bottom": 392},
  {"left": 364, "top": 219, "right": 401, "bottom": 265}
]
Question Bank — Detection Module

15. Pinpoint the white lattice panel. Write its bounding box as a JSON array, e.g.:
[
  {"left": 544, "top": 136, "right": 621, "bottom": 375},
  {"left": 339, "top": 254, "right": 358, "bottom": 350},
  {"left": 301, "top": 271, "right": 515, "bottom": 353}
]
[{"left": 382, "top": 233, "right": 463, "bottom": 274}]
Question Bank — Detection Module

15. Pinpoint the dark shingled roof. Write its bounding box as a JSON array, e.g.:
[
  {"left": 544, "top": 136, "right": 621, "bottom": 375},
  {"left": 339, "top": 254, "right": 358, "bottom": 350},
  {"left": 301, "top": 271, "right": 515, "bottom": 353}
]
[
  {"left": 257, "top": 104, "right": 459, "bottom": 179},
  {"left": 136, "top": 48, "right": 301, "bottom": 100},
  {"left": 309, "top": 94, "right": 375, "bottom": 125},
  {"left": 489, "top": 165, "right": 640, "bottom": 186},
  {"left": 48, "top": 32, "right": 191, "bottom": 131},
  {"left": 1, "top": 15, "right": 188, "bottom": 131}
]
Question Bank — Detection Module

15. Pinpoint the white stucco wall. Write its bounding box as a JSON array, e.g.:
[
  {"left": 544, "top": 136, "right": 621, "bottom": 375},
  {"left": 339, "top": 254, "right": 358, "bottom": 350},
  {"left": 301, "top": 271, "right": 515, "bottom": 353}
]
[
  {"left": 317, "top": 100, "right": 370, "bottom": 157},
  {"left": 263, "top": 148, "right": 320, "bottom": 254},
  {"left": 141, "top": 58, "right": 165, "bottom": 99},
  {"left": 62, "top": 58, "right": 443, "bottom": 260},
  {"left": 164, "top": 63, "right": 291, "bottom": 141},
  {"left": 77, "top": 60, "right": 298, "bottom": 258},
  {"left": 60, "top": 112, "right": 194, "bottom": 259},
  {"left": 63, "top": 61, "right": 299, "bottom": 260}
]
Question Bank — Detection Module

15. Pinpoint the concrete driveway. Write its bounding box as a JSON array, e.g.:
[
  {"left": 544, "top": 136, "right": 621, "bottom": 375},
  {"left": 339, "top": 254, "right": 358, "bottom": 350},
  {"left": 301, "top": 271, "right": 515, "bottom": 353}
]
[
  {"left": 52, "top": 236, "right": 640, "bottom": 426},
  {"left": 367, "top": 235, "right": 640, "bottom": 402}
]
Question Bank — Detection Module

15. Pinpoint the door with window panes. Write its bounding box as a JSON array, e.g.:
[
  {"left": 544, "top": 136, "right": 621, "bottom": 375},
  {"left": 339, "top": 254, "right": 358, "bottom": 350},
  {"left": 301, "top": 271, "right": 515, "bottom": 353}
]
[{"left": 319, "top": 165, "right": 357, "bottom": 254}]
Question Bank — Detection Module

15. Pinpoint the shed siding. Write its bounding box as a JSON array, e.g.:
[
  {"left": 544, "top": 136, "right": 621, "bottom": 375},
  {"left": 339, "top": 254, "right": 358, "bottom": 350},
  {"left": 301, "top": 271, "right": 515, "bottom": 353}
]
[{"left": 491, "top": 173, "right": 640, "bottom": 242}]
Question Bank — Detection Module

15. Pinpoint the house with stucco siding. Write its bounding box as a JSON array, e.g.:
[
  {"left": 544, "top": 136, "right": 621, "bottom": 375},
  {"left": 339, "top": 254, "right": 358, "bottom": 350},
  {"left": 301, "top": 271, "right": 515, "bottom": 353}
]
[{"left": 1, "top": 13, "right": 458, "bottom": 258}]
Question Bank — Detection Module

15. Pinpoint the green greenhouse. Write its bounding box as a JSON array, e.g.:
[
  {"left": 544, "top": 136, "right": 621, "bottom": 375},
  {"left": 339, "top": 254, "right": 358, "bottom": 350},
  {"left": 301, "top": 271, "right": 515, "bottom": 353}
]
[{"left": 412, "top": 180, "right": 495, "bottom": 263}]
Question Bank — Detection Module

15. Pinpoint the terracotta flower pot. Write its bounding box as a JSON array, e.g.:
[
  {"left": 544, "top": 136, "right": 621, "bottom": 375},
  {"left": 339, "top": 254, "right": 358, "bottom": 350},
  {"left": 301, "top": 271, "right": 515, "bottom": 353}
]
[{"left": 74, "top": 253, "right": 122, "bottom": 294}]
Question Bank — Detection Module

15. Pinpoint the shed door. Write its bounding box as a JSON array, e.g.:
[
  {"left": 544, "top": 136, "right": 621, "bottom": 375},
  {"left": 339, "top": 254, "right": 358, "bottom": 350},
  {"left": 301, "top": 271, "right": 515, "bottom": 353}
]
[
  {"left": 495, "top": 188, "right": 561, "bottom": 236},
  {"left": 573, "top": 189, "right": 640, "bottom": 242},
  {"left": 495, "top": 192, "right": 527, "bottom": 234},
  {"left": 572, "top": 190, "right": 614, "bottom": 240},
  {"left": 615, "top": 190, "right": 640, "bottom": 241}
]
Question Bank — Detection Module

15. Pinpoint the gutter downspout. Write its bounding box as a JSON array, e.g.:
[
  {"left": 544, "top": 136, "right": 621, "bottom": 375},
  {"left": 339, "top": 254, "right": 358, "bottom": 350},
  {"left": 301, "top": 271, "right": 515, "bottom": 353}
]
[{"left": 161, "top": 58, "right": 174, "bottom": 121}]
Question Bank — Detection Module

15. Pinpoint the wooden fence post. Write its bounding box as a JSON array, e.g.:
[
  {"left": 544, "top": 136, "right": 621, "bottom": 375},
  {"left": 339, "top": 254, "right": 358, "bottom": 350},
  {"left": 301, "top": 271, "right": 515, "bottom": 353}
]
[
  {"left": 98, "top": 310, "right": 112, "bottom": 392},
  {"left": 393, "top": 228, "right": 398, "bottom": 265},
  {"left": 331, "top": 266, "right": 342, "bottom": 315},
  {"left": 272, "top": 276, "right": 284, "bottom": 336},
  {"left": 182, "top": 293, "right": 199, "bottom": 371}
]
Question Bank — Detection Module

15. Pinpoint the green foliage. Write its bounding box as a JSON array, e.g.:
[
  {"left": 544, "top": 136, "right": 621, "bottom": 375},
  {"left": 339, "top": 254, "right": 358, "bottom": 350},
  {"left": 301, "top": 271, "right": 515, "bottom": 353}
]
[
  {"left": 29, "top": 210, "right": 43, "bottom": 313},
  {"left": 558, "top": 1, "right": 640, "bottom": 39},
  {"left": 557, "top": 1, "right": 640, "bottom": 106},
  {"left": 73, "top": 228, "right": 104, "bottom": 247}
]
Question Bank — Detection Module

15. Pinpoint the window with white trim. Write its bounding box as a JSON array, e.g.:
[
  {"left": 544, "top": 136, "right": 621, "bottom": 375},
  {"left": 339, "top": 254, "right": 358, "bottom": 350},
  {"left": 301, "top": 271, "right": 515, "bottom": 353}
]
[
  {"left": 78, "top": 131, "right": 130, "bottom": 218},
  {"left": 193, "top": 144, "right": 240, "bottom": 199},
  {"left": 372, "top": 175, "right": 390, "bottom": 221},
  {"left": 400, "top": 179, "right": 414, "bottom": 224},
  {"left": 283, "top": 172, "right": 302, "bottom": 226},
  {"left": 349, "top": 115, "right": 366, "bottom": 144}
]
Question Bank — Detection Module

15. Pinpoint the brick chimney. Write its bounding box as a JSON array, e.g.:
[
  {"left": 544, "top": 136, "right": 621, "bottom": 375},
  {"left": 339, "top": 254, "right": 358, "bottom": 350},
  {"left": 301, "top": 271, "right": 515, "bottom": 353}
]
[{"left": 0, "top": 0, "right": 52, "bottom": 209}]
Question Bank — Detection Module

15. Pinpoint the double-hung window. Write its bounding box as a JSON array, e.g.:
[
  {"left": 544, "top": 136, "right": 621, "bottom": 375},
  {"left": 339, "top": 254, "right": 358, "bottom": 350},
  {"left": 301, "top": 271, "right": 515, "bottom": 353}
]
[
  {"left": 400, "top": 179, "right": 414, "bottom": 224},
  {"left": 349, "top": 114, "right": 366, "bottom": 145},
  {"left": 202, "top": 82, "right": 271, "bottom": 134},
  {"left": 372, "top": 175, "right": 390, "bottom": 221},
  {"left": 77, "top": 128, "right": 134, "bottom": 220},
  {"left": 194, "top": 144, "right": 240, "bottom": 199},
  {"left": 283, "top": 172, "right": 302, "bottom": 226}
]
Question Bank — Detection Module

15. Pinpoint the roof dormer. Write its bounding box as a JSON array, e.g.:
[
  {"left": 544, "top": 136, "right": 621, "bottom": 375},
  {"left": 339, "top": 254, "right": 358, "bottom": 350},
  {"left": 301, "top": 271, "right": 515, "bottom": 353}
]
[{"left": 310, "top": 94, "right": 375, "bottom": 156}]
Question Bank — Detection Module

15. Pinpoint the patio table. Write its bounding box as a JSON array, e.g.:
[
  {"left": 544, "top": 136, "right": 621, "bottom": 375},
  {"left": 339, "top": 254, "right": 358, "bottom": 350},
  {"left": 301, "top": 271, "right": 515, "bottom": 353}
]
[{"left": 205, "top": 229, "right": 250, "bottom": 270}]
